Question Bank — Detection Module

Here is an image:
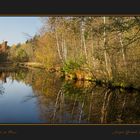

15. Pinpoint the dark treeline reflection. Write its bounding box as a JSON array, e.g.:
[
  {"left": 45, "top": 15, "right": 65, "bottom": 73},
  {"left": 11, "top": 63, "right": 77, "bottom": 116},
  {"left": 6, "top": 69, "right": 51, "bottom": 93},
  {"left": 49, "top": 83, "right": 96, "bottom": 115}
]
[{"left": 0, "top": 69, "right": 140, "bottom": 124}]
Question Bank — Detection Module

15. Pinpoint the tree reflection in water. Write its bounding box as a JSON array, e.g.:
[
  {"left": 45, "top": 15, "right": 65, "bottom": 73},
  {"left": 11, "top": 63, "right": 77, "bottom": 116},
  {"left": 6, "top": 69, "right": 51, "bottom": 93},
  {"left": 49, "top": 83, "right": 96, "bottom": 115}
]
[
  {"left": 0, "top": 72, "right": 6, "bottom": 95},
  {"left": 0, "top": 68, "right": 140, "bottom": 124},
  {"left": 0, "top": 84, "right": 4, "bottom": 95}
]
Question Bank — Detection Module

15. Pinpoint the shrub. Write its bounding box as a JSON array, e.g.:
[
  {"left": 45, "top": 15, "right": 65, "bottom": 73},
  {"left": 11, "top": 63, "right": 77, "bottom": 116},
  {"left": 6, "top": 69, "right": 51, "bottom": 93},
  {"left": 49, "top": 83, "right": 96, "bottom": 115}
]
[{"left": 61, "top": 59, "right": 84, "bottom": 73}]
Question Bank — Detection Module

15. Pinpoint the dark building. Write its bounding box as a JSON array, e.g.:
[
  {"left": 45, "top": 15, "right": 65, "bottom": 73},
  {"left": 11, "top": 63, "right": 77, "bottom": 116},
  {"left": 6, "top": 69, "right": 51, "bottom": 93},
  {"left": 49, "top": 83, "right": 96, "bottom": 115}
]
[
  {"left": 0, "top": 41, "right": 8, "bottom": 62},
  {"left": 0, "top": 41, "right": 7, "bottom": 53}
]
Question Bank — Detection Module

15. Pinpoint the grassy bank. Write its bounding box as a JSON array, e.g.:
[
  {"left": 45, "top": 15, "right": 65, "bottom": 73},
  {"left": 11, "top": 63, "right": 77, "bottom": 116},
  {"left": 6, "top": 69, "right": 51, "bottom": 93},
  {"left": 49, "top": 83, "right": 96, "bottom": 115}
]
[
  {"left": 1, "top": 61, "right": 139, "bottom": 91},
  {"left": 17, "top": 62, "right": 45, "bottom": 69},
  {"left": 60, "top": 66, "right": 140, "bottom": 91},
  {"left": 28, "top": 61, "right": 140, "bottom": 91}
]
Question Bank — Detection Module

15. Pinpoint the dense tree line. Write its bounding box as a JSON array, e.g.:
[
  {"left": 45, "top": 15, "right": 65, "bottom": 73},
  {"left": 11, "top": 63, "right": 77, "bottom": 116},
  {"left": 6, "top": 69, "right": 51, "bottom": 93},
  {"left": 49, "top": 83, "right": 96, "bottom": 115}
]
[{"left": 8, "top": 17, "right": 140, "bottom": 87}]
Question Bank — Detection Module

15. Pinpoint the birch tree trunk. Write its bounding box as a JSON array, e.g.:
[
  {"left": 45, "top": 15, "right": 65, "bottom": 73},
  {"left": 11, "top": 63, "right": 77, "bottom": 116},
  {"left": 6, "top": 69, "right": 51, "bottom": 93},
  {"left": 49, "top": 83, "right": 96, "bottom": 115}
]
[
  {"left": 118, "top": 32, "right": 127, "bottom": 68},
  {"left": 61, "top": 33, "right": 67, "bottom": 61},
  {"left": 63, "top": 38, "right": 67, "bottom": 61},
  {"left": 103, "top": 17, "right": 111, "bottom": 79},
  {"left": 81, "top": 18, "right": 88, "bottom": 61},
  {"left": 55, "top": 31, "right": 64, "bottom": 64}
]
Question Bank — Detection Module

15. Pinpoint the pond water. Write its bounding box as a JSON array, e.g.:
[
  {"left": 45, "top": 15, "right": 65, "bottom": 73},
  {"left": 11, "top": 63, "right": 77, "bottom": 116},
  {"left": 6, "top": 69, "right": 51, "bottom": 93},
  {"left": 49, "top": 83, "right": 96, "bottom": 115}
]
[{"left": 0, "top": 68, "right": 140, "bottom": 124}]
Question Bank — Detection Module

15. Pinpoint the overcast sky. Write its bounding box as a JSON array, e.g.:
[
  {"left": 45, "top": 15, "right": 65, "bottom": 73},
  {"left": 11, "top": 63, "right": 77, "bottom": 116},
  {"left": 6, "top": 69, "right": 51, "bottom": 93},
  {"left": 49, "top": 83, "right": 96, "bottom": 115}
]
[{"left": 0, "top": 17, "right": 43, "bottom": 46}]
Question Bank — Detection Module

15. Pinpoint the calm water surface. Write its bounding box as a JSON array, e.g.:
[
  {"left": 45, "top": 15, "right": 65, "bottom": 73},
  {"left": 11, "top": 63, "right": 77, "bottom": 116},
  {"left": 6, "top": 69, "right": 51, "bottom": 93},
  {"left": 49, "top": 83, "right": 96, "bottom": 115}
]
[{"left": 0, "top": 68, "right": 140, "bottom": 124}]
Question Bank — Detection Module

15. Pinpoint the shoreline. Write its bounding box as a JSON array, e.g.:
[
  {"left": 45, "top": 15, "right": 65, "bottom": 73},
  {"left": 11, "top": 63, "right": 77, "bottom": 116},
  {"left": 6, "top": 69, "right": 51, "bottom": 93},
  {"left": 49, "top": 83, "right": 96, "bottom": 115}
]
[{"left": 0, "top": 62, "right": 140, "bottom": 91}]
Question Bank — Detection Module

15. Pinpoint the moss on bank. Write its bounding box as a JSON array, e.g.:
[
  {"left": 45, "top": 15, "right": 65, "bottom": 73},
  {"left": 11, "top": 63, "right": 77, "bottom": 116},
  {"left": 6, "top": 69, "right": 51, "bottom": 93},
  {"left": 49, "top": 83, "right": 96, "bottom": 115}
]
[{"left": 61, "top": 70, "right": 140, "bottom": 91}]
